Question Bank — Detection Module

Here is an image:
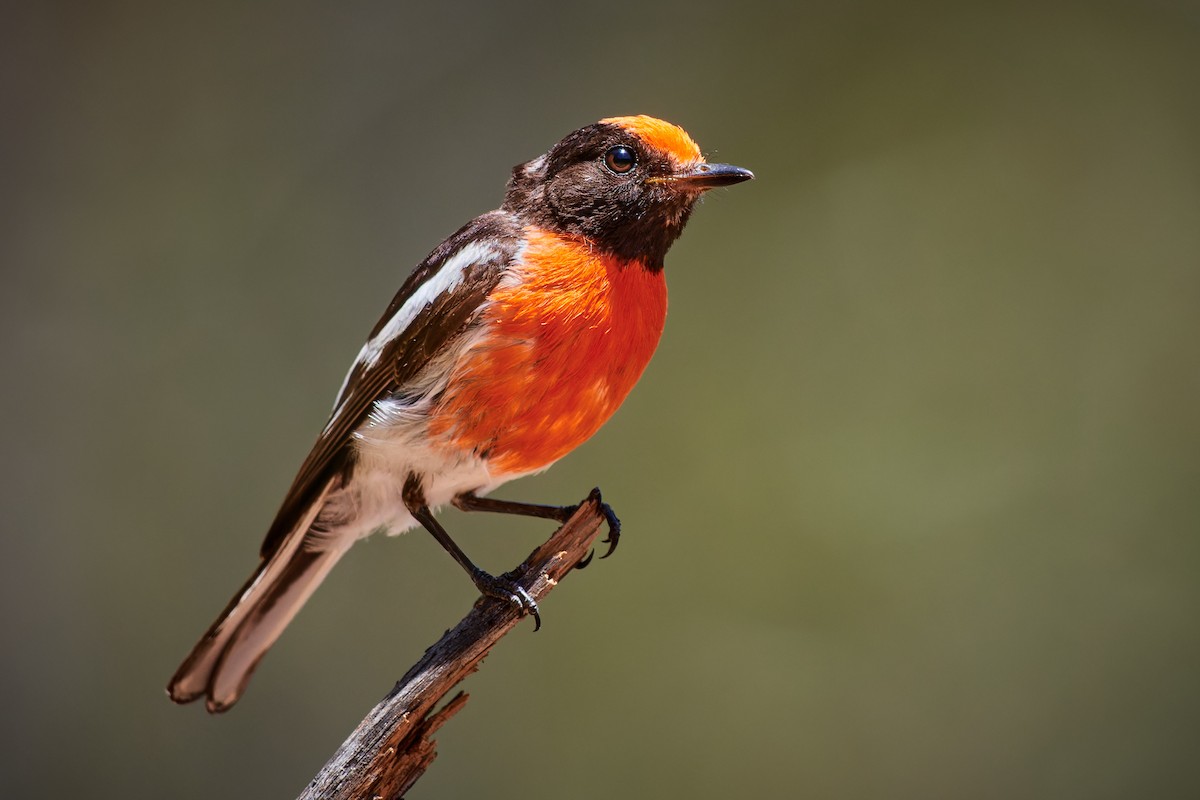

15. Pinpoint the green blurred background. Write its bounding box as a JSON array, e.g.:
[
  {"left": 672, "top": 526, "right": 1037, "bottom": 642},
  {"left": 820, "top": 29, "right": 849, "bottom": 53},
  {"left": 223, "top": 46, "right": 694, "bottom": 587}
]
[{"left": 3, "top": 1, "right": 1198, "bottom": 797}]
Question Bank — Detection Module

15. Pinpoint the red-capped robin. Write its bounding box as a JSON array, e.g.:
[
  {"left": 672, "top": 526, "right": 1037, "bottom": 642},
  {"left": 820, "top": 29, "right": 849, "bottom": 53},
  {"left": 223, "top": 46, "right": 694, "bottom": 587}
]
[{"left": 168, "top": 115, "right": 753, "bottom": 712}]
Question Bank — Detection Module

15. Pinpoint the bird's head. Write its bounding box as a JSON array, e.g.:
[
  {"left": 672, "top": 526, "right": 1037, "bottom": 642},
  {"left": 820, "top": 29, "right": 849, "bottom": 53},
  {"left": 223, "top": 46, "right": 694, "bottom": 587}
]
[{"left": 504, "top": 115, "right": 754, "bottom": 267}]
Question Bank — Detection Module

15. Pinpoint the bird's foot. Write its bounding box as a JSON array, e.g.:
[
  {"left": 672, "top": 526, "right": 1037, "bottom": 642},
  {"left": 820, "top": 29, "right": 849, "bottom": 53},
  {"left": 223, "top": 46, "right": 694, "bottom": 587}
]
[
  {"left": 472, "top": 569, "right": 541, "bottom": 631},
  {"left": 563, "top": 488, "right": 621, "bottom": 559}
]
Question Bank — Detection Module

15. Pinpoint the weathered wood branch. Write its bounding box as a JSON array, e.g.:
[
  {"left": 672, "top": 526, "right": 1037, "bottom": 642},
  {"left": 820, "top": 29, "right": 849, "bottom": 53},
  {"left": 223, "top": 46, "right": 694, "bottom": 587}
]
[{"left": 298, "top": 491, "right": 608, "bottom": 800}]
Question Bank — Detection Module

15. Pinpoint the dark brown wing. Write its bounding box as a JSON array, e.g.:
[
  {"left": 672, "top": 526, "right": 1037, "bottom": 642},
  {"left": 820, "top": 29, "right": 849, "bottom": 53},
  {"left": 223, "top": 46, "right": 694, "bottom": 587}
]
[{"left": 258, "top": 211, "right": 523, "bottom": 558}]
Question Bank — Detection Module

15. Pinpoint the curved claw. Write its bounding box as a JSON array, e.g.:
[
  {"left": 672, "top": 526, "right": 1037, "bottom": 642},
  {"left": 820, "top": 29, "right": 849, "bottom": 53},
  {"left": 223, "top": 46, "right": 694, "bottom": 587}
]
[
  {"left": 527, "top": 603, "right": 542, "bottom": 632},
  {"left": 574, "top": 549, "right": 595, "bottom": 570},
  {"left": 474, "top": 571, "right": 541, "bottom": 631},
  {"left": 598, "top": 502, "right": 622, "bottom": 559},
  {"left": 507, "top": 584, "right": 541, "bottom": 631}
]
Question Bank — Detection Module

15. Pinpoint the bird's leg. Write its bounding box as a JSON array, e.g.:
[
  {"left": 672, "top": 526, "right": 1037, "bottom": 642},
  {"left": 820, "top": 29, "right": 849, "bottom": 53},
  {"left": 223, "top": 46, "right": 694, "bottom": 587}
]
[
  {"left": 403, "top": 475, "right": 540, "bottom": 630},
  {"left": 453, "top": 487, "right": 622, "bottom": 560}
]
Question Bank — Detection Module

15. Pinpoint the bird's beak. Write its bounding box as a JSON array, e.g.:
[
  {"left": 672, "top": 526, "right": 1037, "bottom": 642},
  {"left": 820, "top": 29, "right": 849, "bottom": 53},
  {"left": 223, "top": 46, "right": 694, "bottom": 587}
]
[{"left": 655, "top": 162, "right": 755, "bottom": 190}]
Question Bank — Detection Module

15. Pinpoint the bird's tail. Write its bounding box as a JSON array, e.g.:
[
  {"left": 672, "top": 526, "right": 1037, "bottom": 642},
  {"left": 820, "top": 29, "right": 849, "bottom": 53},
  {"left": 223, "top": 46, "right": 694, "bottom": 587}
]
[{"left": 167, "top": 487, "right": 349, "bottom": 713}]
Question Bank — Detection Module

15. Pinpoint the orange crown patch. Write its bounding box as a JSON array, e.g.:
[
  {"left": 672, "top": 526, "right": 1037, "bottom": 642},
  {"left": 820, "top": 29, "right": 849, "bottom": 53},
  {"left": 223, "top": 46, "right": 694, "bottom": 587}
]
[{"left": 601, "top": 115, "right": 702, "bottom": 165}]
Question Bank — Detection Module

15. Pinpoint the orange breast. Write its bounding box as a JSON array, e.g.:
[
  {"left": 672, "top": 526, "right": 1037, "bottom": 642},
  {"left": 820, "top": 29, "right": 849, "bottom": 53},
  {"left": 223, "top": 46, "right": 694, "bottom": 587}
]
[{"left": 429, "top": 227, "right": 668, "bottom": 475}]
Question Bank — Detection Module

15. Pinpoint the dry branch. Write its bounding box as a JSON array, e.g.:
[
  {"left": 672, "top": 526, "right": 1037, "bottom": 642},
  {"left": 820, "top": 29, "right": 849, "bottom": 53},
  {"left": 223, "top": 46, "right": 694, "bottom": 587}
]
[{"left": 297, "top": 491, "right": 608, "bottom": 800}]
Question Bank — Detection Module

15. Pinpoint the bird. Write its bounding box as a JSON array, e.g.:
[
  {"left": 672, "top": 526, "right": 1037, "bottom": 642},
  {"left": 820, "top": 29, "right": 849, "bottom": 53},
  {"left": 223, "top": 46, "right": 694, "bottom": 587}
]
[{"left": 167, "top": 115, "right": 753, "bottom": 713}]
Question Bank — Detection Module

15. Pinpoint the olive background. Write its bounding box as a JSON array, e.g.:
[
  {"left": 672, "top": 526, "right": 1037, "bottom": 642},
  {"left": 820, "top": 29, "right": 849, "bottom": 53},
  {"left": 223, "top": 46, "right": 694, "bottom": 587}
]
[{"left": 2, "top": 2, "right": 1198, "bottom": 798}]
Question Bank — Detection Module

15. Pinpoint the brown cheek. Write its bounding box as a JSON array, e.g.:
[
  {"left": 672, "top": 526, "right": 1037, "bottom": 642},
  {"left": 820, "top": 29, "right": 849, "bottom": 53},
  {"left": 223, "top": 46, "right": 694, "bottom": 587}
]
[{"left": 546, "top": 166, "right": 608, "bottom": 221}]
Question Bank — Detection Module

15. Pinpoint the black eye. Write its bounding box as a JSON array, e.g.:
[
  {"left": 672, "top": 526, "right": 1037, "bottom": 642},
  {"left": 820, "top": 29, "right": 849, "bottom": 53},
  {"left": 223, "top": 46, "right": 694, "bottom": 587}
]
[{"left": 604, "top": 145, "right": 637, "bottom": 174}]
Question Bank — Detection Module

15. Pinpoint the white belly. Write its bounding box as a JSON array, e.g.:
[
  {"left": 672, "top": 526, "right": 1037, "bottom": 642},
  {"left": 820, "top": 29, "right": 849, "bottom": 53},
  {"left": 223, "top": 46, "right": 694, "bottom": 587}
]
[{"left": 310, "top": 397, "right": 518, "bottom": 548}]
